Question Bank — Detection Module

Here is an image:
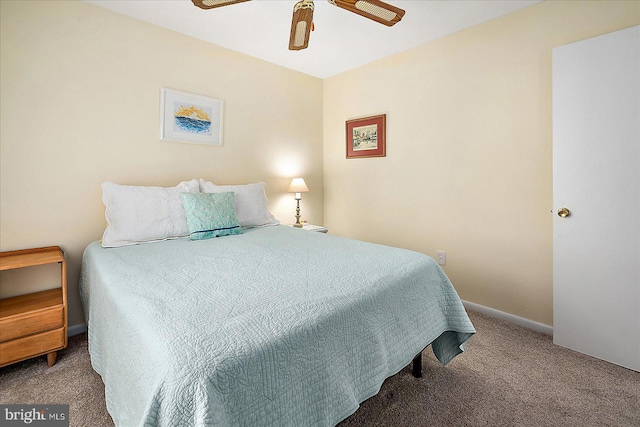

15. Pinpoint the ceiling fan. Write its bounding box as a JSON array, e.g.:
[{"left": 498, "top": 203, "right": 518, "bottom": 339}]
[{"left": 191, "top": 0, "right": 405, "bottom": 51}]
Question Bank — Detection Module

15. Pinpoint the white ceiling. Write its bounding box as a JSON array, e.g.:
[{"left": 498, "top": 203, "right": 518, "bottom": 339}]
[{"left": 86, "top": 0, "right": 541, "bottom": 79}]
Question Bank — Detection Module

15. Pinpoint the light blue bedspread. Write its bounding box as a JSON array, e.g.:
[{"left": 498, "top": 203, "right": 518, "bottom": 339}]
[{"left": 80, "top": 225, "right": 475, "bottom": 426}]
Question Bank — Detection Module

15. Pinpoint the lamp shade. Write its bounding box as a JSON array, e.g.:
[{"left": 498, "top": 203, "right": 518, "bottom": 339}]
[{"left": 288, "top": 178, "right": 309, "bottom": 193}]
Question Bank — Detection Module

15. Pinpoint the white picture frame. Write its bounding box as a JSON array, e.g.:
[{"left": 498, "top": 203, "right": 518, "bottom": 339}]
[{"left": 160, "top": 88, "right": 223, "bottom": 146}]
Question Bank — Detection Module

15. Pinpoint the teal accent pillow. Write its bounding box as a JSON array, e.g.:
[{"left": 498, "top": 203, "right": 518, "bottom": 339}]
[{"left": 180, "top": 192, "right": 242, "bottom": 240}]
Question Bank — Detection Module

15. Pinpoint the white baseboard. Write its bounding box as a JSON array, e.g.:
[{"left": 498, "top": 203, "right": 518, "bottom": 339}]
[
  {"left": 462, "top": 300, "right": 553, "bottom": 336},
  {"left": 68, "top": 323, "right": 87, "bottom": 337}
]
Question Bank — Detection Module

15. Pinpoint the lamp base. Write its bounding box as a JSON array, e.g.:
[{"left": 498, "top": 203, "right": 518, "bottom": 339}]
[{"left": 293, "top": 197, "right": 303, "bottom": 228}]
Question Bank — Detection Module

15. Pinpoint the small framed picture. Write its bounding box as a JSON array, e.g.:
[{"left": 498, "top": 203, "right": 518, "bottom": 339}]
[
  {"left": 346, "top": 114, "right": 386, "bottom": 159},
  {"left": 160, "top": 88, "right": 223, "bottom": 146}
]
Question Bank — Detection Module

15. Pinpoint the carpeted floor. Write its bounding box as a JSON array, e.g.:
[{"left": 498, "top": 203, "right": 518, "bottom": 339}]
[{"left": 1, "top": 310, "right": 638, "bottom": 426}]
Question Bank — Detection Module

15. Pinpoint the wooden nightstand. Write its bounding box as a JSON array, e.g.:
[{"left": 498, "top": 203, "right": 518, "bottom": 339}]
[
  {"left": 289, "top": 224, "right": 328, "bottom": 233},
  {"left": 0, "top": 246, "right": 67, "bottom": 367}
]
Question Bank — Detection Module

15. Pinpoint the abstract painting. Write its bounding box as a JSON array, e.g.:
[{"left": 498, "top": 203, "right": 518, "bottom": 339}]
[{"left": 161, "top": 88, "right": 223, "bottom": 146}]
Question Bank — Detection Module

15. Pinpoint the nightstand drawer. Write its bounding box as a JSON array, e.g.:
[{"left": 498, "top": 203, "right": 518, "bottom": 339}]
[
  {"left": 0, "top": 327, "right": 65, "bottom": 367},
  {"left": 0, "top": 305, "right": 64, "bottom": 342}
]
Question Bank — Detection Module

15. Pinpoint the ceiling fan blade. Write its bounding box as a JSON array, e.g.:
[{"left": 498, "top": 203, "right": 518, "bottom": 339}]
[
  {"left": 329, "top": 0, "right": 405, "bottom": 26},
  {"left": 192, "top": 0, "right": 251, "bottom": 10},
  {"left": 289, "top": 0, "right": 315, "bottom": 51}
]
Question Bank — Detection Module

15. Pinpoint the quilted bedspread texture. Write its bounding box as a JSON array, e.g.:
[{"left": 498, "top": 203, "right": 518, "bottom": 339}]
[{"left": 80, "top": 225, "right": 475, "bottom": 426}]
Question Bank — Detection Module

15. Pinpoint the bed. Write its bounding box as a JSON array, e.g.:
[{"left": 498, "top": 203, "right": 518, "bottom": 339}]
[
  {"left": 80, "top": 179, "right": 475, "bottom": 427},
  {"left": 80, "top": 224, "right": 474, "bottom": 426}
]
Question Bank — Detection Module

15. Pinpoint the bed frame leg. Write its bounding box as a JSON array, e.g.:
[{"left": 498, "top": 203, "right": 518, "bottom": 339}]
[{"left": 412, "top": 352, "right": 422, "bottom": 378}]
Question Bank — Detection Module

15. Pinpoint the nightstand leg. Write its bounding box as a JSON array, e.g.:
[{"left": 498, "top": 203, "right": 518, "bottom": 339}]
[{"left": 47, "top": 351, "right": 57, "bottom": 367}]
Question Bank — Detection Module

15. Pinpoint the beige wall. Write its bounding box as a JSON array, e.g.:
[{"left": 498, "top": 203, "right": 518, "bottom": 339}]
[
  {"left": 0, "top": 1, "right": 323, "bottom": 328},
  {"left": 2, "top": 0, "right": 638, "bottom": 333},
  {"left": 323, "top": 1, "right": 640, "bottom": 326}
]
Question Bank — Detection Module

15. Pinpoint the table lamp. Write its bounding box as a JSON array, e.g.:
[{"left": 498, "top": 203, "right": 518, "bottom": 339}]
[{"left": 288, "top": 178, "right": 309, "bottom": 227}]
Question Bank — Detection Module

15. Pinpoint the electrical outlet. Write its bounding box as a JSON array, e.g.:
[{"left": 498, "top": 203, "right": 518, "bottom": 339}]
[{"left": 436, "top": 250, "right": 446, "bottom": 266}]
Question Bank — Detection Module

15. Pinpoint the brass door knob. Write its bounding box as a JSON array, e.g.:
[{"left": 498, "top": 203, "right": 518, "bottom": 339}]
[{"left": 558, "top": 207, "right": 571, "bottom": 218}]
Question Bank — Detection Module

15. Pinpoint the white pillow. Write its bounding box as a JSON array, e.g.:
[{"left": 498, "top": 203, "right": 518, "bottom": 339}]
[
  {"left": 199, "top": 179, "right": 280, "bottom": 228},
  {"left": 101, "top": 179, "right": 200, "bottom": 247}
]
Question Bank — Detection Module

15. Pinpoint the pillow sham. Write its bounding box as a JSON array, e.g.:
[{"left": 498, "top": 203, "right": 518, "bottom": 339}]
[
  {"left": 101, "top": 179, "right": 199, "bottom": 248},
  {"left": 180, "top": 192, "right": 242, "bottom": 240},
  {"left": 199, "top": 179, "right": 280, "bottom": 228}
]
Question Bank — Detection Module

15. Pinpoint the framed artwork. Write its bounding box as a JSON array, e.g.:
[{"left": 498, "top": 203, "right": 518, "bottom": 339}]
[
  {"left": 160, "top": 88, "right": 223, "bottom": 146},
  {"left": 346, "top": 114, "right": 386, "bottom": 159}
]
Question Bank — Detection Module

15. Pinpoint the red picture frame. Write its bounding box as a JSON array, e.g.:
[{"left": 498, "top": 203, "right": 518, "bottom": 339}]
[{"left": 346, "top": 114, "right": 386, "bottom": 159}]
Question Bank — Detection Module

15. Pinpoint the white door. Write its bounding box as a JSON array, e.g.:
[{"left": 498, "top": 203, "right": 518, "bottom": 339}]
[{"left": 552, "top": 26, "right": 639, "bottom": 372}]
